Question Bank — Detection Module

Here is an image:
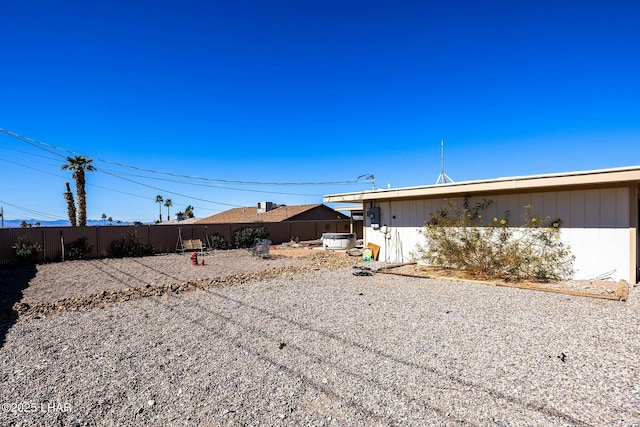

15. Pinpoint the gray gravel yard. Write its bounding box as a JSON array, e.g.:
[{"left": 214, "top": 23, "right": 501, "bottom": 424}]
[{"left": 0, "top": 251, "right": 638, "bottom": 426}]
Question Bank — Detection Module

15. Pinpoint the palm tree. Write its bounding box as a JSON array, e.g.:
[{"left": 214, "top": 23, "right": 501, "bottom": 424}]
[
  {"left": 164, "top": 198, "right": 173, "bottom": 221},
  {"left": 61, "top": 156, "right": 95, "bottom": 227},
  {"left": 184, "top": 205, "right": 194, "bottom": 218},
  {"left": 101, "top": 213, "right": 107, "bottom": 225},
  {"left": 108, "top": 216, "right": 113, "bottom": 225},
  {"left": 155, "top": 195, "right": 164, "bottom": 223},
  {"left": 63, "top": 181, "right": 77, "bottom": 227}
]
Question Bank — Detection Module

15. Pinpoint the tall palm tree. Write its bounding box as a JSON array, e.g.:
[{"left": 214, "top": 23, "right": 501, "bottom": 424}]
[
  {"left": 164, "top": 198, "right": 173, "bottom": 221},
  {"left": 101, "top": 213, "right": 107, "bottom": 225},
  {"left": 184, "top": 205, "right": 194, "bottom": 218},
  {"left": 155, "top": 195, "right": 164, "bottom": 222},
  {"left": 61, "top": 156, "right": 95, "bottom": 227},
  {"left": 63, "top": 181, "right": 77, "bottom": 227}
]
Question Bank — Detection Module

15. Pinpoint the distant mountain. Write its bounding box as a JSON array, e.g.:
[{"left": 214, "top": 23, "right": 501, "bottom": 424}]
[{"left": 0, "top": 219, "right": 140, "bottom": 228}]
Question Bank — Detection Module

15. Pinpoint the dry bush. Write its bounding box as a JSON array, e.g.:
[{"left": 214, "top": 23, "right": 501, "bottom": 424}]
[{"left": 413, "top": 199, "right": 575, "bottom": 282}]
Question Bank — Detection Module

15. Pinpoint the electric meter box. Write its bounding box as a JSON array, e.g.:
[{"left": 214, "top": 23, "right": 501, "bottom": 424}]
[{"left": 366, "top": 207, "right": 380, "bottom": 226}]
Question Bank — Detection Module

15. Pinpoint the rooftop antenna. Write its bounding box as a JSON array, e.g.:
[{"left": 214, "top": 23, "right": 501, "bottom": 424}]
[
  {"left": 358, "top": 174, "right": 376, "bottom": 190},
  {"left": 435, "top": 139, "right": 454, "bottom": 184}
]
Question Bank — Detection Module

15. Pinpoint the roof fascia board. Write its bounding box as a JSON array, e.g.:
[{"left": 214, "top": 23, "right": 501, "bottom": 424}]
[{"left": 324, "top": 166, "right": 640, "bottom": 203}]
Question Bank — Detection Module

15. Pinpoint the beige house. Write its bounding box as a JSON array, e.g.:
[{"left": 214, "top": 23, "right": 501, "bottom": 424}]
[{"left": 325, "top": 166, "right": 640, "bottom": 284}]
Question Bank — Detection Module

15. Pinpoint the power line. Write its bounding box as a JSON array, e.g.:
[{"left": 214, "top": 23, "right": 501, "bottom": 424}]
[
  {"left": 0, "top": 199, "right": 64, "bottom": 220},
  {"left": 0, "top": 157, "right": 69, "bottom": 179},
  {"left": 0, "top": 146, "right": 328, "bottom": 198},
  {"left": 0, "top": 127, "right": 375, "bottom": 221},
  {"left": 0, "top": 150, "right": 323, "bottom": 201},
  {"left": 0, "top": 144, "right": 65, "bottom": 164},
  {"left": 97, "top": 167, "right": 324, "bottom": 197},
  {"left": 0, "top": 127, "right": 373, "bottom": 186},
  {"left": 99, "top": 170, "right": 245, "bottom": 208}
]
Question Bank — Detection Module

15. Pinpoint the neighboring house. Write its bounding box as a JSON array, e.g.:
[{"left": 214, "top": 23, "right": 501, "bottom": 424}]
[
  {"left": 325, "top": 166, "right": 640, "bottom": 284},
  {"left": 156, "top": 215, "right": 199, "bottom": 225},
  {"left": 196, "top": 202, "right": 350, "bottom": 224},
  {"left": 194, "top": 202, "right": 357, "bottom": 244}
]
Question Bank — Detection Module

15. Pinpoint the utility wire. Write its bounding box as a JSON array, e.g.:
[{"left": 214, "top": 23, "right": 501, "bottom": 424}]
[
  {"left": 0, "top": 149, "right": 226, "bottom": 220},
  {"left": 97, "top": 167, "right": 324, "bottom": 197},
  {"left": 0, "top": 157, "right": 68, "bottom": 179},
  {"left": 0, "top": 148, "right": 324, "bottom": 198},
  {"left": 0, "top": 127, "right": 372, "bottom": 186},
  {"left": 0, "top": 128, "right": 69, "bottom": 160},
  {"left": 0, "top": 199, "right": 64, "bottom": 220},
  {"left": 0, "top": 144, "right": 66, "bottom": 164},
  {"left": 100, "top": 170, "right": 245, "bottom": 208},
  {"left": 1, "top": 128, "right": 372, "bottom": 221},
  {"left": 1, "top": 147, "right": 318, "bottom": 208}
]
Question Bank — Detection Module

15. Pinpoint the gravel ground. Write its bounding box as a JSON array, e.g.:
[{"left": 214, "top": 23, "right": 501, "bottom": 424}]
[
  {"left": 17, "top": 250, "right": 316, "bottom": 304},
  {"left": 0, "top": 250, "right": 639, "bottom": 426}
]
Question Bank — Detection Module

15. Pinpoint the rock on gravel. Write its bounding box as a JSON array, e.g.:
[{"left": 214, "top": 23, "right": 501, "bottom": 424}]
[{"left": 0, "top": 251, "right": 638, "bottom": 426}]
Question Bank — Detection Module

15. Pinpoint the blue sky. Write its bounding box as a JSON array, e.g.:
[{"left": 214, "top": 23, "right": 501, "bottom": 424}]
[{"left": 1, "top": 0, "right": 639, "bottom": 223}]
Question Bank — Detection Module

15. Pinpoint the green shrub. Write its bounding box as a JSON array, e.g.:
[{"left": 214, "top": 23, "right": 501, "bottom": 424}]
[
  {"left": 233, "top": 226, "right": 269, "bottom": 248},
  {"left": 207, "top": 233, "right": 228, "bottom": 250},
  {"left": 109, "top": 233, "right": 154, "bottom": 257},
  {"left": 414, "top": 199, "right": 575, "bottom": 282},
  {"left": 12, "top": 237, "right": 41, "bottom": 261},
  {"left": 65, "top": 237, "right": 93, "bottom": 260}
]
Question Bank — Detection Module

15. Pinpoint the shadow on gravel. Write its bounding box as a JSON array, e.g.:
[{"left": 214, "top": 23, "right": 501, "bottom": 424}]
[
  {"left": 88, "top": 259, "right": 182, "bottom": 289},
  {"left": 152, "top": 293, "right": 394, "bottom": 424},
  {"left": 161, "top": 289, "right": 586, "bottom": 425},
  {"left": 0, "top": 264, "right": 37, "bottom": 349},
  {"left": 129, "top": 258, "right": 182, "bottom": 283}
]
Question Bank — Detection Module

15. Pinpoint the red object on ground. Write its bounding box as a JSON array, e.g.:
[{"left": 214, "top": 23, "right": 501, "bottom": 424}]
[
  {"left": 190, "top": 251, "right": 198, "bottom": 266},
  {"left": 201, "top": 259, "right": 205, "bottom": 266}
]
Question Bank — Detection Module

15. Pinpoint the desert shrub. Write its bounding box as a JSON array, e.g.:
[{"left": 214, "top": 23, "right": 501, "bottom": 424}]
[
  {"left": 12, "top": 237, "right": 41, "bottom": 261},
  {"left": 65, "top": 237, "right": 93, "bottom": 260},
  {"left": 109, "top": 233, "right": 154, "bottom": 257},
  {"left": 207, "top": 233, "right": 228, "bottom": 250},
  {"left": 414, "top": 199, "right": 575, "bottom": 282},
  {"left": 233, "top": 226, "right": 269, "bottom": 248}
]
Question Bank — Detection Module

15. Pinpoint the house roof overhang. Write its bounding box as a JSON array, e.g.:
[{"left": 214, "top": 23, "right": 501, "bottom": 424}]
[{"left": 324, "top": 165, "right": 640, "bottom": 203}]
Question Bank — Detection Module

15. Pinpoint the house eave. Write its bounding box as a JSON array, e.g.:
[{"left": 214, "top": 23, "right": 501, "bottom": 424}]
[{"left": 324, "top": 165, "right": 640, "bottom": 203}]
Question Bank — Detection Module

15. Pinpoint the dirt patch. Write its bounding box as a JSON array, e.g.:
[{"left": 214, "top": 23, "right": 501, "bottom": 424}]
[
  {"left": 270, "top": 244, "right": 354, "bottom": 259},
  {"left": 377, "top": 263, "right": 629, "bottom": 301},
  {"left": 270, "top": 245, "right": 324, "bottom": 258}
]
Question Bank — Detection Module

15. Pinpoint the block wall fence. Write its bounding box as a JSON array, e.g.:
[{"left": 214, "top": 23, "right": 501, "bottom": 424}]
[{"left": 0, "top": 220, "right": 362, "bottom": 264}]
